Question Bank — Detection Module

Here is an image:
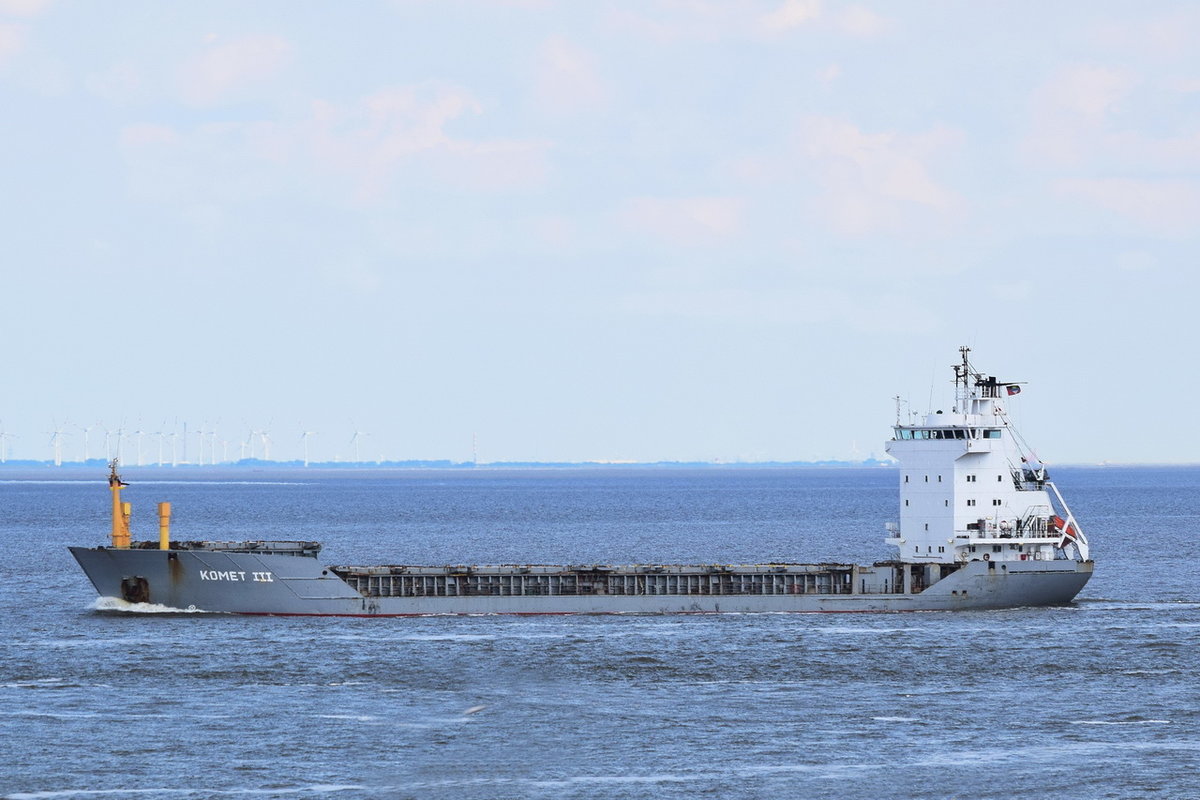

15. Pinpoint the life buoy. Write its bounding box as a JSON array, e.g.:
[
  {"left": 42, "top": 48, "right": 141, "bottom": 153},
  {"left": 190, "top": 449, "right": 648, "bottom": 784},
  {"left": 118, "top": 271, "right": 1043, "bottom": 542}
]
[{"left": 982, "top": 553, "right": 990, "bottom": 561}]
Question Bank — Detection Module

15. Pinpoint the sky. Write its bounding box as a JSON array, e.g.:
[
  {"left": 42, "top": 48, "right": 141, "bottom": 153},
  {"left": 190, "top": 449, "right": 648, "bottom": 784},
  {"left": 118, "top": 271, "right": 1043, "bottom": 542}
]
[{"left": 1, "top": 0, "right": 1198, "bottom": 465}]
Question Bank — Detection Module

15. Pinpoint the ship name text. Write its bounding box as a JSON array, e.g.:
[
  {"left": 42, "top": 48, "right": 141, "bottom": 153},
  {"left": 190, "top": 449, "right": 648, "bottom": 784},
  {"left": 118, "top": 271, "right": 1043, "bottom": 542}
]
[{"left": 199, "top": 570, "right": 275, "bottom": 583}]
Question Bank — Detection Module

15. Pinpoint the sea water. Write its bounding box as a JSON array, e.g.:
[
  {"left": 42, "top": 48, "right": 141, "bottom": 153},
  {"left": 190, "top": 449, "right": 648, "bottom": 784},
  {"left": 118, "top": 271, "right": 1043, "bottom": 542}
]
[{"left": 1, "top": 466, "right": 1198, "bottom": 799}]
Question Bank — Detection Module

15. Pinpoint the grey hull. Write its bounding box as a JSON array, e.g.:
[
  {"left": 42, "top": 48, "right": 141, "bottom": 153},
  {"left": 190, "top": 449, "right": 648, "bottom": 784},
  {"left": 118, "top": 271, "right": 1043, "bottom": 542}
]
[{"left": 70, "top": 546, "right": 1093, "bottom": 616}]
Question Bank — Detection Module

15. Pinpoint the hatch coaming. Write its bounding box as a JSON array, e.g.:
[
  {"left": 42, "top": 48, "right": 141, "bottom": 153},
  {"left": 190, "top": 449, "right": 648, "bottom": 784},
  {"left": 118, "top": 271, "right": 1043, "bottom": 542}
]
[{"left": 328, "top": 562, "right": 898, "bottom": 599}]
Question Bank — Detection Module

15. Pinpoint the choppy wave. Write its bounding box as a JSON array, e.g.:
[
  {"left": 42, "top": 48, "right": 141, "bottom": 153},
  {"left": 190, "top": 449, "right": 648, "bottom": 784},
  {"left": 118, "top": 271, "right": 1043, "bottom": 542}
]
[
  {"left": 5, "top": 786, "right": 364, "bottom": 799},
  {"left": 1070, "top": 718, "right": 1172, "bottom": 725}
]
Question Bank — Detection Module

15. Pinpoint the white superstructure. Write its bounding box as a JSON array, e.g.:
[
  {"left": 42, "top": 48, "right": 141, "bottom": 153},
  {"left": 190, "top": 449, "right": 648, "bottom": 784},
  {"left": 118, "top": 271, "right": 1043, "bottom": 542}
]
[{"left": 884, "top": 347, "right": 1088, "bottom": 565}]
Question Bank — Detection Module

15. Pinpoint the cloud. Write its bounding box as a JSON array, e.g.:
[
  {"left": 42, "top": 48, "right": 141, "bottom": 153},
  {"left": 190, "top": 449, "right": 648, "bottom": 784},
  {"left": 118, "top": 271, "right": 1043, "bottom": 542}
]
[
  {"left": 1024, "top": 65, "right": 1135, "bottom": 165},
  {"left": 610, "top": 1, "right": 886, "bottom": 42},
  {"left": 120, "top": 123, "right": 179, "bottom": 148},
  {"left": 0, "top": 22, "right": 26, "bottom": 63},
  {"left": 119, "top": 83, "right": 551, "bottom": 205},
  {"left": 85, "top": 62, "right": 144, "bottom": 104},
  {"left": 309, "top": 84, "right": 549, "bottom": 197},
  {"left": 620, "top": 196, "right": 744, "bottom": 244},
  {"left": 609, "top": 0, "right": 821, "bottom": 42},
  {"left": 837, "top": 5, "right": 887, "bottom": 37},
  {"left": 0, "top": 0, "right": 51, "bottom": 16},
  {"left": 1089, "top": 11, "right": 1200, "bottom": 59},
  {"left": 1022, "top": 64, "right": 1200, "bottom": 233},
  {"left": 759, "top": 0, "right": 821, "bottom": 35},
  {"left": 1055, "top": 178, "right": 1200, "bottom": 236},
  {"left": 795, "top": 116, "right": 964, "bottom": 235},
  {"left": 621, "top": 285, "right": 935, "bottom": 331},
  {"left": 533, "top": 35, "right": 612, "bottom": 114},
  {"left": 178, "top": 34, "right": 293, "bottom": 106},
  {"left": 1025, "top": 64, "right": 1200, "bottom": 173}
]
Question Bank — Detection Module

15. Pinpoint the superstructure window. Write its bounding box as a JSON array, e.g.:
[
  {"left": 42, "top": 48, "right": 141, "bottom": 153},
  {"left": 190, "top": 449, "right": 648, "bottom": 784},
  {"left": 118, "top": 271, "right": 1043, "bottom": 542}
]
[
  {"left": 967, "top": 499, "right": 976, "bottom": 506},
  {"left": 992, "top": 499, "right": 1002, "bottom": 506},
  {"left": 967, "top": 475, "right": 976, "bottom": 483},
  {"left": 985, "top": 430, "right": 1001, "bottom": 439}
]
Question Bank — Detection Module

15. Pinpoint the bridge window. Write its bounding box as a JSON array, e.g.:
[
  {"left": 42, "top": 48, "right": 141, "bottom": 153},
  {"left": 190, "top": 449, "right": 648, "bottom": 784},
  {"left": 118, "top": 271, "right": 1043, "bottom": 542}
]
[{"left": 984, "top": 430, "right": 1001, "bottom": 439}]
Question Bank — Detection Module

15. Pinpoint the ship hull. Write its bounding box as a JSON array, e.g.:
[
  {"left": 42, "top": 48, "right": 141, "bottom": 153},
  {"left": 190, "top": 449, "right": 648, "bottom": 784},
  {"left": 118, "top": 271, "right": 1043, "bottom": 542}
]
[{"left": 70, "top": 546, "right": 1093, "bottom": 616}]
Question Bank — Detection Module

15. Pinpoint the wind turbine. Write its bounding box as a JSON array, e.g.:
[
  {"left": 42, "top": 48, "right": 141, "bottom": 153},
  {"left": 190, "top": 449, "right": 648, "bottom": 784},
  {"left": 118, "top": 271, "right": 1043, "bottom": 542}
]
[
  {"left": 170, "top": 431, "right": 179, "bottom": 467},
  {"left": 48, "top": 421, "right": 69, "bottom": 466},
  {"left": 134, "top": 424, "right": 146, "bottom": 467},
  {"left": 299, "top": 429, "right": 318, "bottom": 467},
  {"left": 259, "top": 428, "right": 273, "bottom": 461},
  {"left": 350, "top": 429, "right": 368, "bottom": 463},
  {"left": 99, "top": 424, "right": 112, "bottom": 461},
  {"left": 78, "top": 423, "right": 94, "bottom": 463},
  {"left": 195, "top": 423, "right": 207, "bottom": 466},
  {"left": 155, "top": 424, "right": 167, "bottom": 467},
  {"left": 0, "top": 421, "right": 14, "bottom": 463}
]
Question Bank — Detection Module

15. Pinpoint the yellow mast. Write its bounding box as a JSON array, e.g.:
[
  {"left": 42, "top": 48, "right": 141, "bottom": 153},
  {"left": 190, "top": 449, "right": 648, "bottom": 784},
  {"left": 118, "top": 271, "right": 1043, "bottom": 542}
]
[
  {"left": 158, "top": 502, "right": 171, "bottom": 550},
  {"left": 108, "top": 459, "right": 130, "bottom": 548}
]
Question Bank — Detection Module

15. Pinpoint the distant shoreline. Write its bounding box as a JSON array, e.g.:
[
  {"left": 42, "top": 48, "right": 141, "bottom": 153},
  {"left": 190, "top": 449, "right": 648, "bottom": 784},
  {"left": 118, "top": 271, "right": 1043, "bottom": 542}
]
[
  {"left": 0, "top": 459, "right": 1192, "bottom": 472},
  {"left": 0, "top": 458, "right": 895, "bottom": 470}
]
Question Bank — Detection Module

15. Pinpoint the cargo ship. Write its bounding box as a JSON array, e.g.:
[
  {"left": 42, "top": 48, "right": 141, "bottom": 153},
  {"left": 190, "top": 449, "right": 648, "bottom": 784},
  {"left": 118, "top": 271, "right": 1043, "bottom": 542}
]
[{"left": 70, "top": 347, "right": 1093, "bottom": 615}]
